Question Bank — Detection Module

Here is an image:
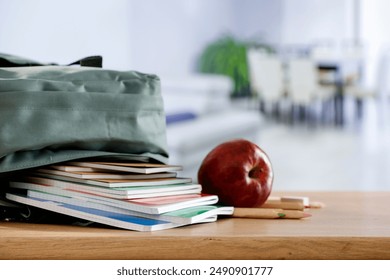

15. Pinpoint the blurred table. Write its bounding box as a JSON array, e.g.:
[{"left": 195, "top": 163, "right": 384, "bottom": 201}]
[
  {"left": 317, "top": 63, "right": 345, "bottom": 125},
  {"left": 1, "top": 192, "right": 390, "bottom": 260},
  {"left": 317, "top": 57, "right": 363, "bottom": 126}
]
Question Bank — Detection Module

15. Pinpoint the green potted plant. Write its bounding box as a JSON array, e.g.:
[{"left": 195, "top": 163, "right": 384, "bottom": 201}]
[{"left": 197, "top": 35, "right": 273, "bottom": 98}]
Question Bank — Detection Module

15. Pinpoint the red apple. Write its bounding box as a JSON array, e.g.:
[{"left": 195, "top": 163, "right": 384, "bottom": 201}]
[{"left": 198, "top": 139, "right": 273, "bottom": 207}]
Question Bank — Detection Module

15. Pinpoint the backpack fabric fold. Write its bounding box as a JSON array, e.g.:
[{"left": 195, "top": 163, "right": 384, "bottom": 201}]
[{"left": 0, "top": 56, "right": 169, "bottom": 175}]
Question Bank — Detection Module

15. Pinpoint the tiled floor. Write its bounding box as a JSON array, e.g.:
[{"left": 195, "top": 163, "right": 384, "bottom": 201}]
[{"left": 256, "top": 97, "right": 390, "bottom": 192}]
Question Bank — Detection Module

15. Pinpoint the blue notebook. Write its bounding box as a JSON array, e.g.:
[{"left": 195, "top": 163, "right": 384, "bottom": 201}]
[
  {"left": 26, "top": 190, "right": 233, "bottom": 224},
  {"left": 5, "top": 193, "right": 219, "bottom": 232}
]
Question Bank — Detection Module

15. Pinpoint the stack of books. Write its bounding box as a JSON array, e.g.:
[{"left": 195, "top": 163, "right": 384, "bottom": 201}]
[{"left": 5, "top": 161, "right": 233, "bottom": 231}]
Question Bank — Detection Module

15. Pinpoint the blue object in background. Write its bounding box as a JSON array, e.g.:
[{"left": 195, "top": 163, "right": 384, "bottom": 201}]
[{"left": 166, "top": 112, "right": 197, "bottom": 125}]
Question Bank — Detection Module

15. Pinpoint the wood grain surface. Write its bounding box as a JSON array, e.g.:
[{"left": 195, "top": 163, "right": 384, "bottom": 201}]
[{"left": 1, "top": 192, "right": 390, "bottom": 260}]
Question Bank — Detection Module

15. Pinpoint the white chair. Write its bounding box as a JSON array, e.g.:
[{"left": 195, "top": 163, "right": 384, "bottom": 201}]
[
  {"left": 343, "top": 48, "right": 378, "bottom": 121},
  {"left": 287, "top": 57, "right": 336, "bottom": 123},
  {"left": 246, "top": 49, "right": 286, "bottom": 117},
  {"left": 344, "top": 83, "right": 376, "bottom": 121}
]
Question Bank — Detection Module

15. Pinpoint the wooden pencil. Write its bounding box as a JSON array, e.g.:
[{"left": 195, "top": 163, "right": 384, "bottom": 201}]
[
  {"left": 267, "top": 195, "right": 325, "bottom": 209},
  {"left": 232, "top": 208, "right": 285, "bottom": 219},
  {"left": 281, "top": 196, "right": 309, "bottom": 206},
  {"left": 282, "top": 209, "right": 312, "bottom": 219},
  {"left": 268, "top": 195, "right": 309, "bottom": 205},
  {"left": 261, "top": 201, "right": 305, "bottom": 210},
  {"left": 232, "top": 208, "right": 311, "bottom": 219},
  {"left": 308, "top": 201, "right": 326, "bottom": 208},
  {"left": 266, "top": 196, "right": 282, "bottom": 203}
]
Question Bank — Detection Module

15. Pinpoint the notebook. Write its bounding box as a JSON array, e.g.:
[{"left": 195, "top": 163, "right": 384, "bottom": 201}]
[
  {"left": 32, "top": 172, "right": 192, "bottom": 188},
  {"left": 5, "top": 193, "right": 216, "bottom": 232},
  {"left": 10, "top": 180, "right": 202, "bottom": 200},
  {"left": 36, "top": 168, "right": 177, "bottom": 180},
  {"left": 8, "top": 181, "right": 218, "bottom": 214},
  {"left": 27, "top": 190, "right": 233, "bottom": 224},
  {"left": 68, "top": 161, "right": 183, "bottom": 174}
]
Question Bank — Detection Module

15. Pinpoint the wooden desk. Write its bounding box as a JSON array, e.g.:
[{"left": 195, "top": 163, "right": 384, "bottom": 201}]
[{"left": 1, "top": 192, "right": 390, "bottom": 260}]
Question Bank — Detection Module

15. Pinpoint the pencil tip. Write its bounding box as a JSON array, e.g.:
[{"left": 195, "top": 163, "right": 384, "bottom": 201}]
[{"left": 303, "top": 212, "right": 312, "bottom": 218}]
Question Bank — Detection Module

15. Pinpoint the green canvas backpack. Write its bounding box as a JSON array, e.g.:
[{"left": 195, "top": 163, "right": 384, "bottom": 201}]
[{"left": 0, "top": 53, "right": 169, "bottom": 176}]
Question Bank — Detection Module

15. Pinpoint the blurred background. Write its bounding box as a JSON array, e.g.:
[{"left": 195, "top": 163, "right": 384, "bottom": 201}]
[{"left": 1, "top": 0, "right": 389, "bottom": 191}]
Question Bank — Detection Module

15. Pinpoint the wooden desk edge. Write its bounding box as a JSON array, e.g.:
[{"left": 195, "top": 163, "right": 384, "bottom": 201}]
[
  {"left": 1, "top": 235, "right": 390, "bottom": 260},
  {"left": 2, "top": 192, "right": 390, "bottom": 260}
]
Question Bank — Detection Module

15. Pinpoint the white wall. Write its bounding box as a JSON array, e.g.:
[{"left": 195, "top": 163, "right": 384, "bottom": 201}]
[
  {"left": 128, "top": 0, "right": 235, "bottom": 76},
  {"left": 361, "top": 0, "right": 390, "bottom": 89},
  {"left": 128, "top": 0, "right": 283, "bottom": 77},
  {"left": 281, "top": 0, "right": 355, "bottom": 46},
  {"left": 0, "top": 0, "right": 283, "bottom": 76},
  {"left": 3, "top": 0, "right": 381, "bottom": 86},
  {"left": 231, "top": 0, "right": 283, "bottom": 45},
  {"left": 0, "top": 0, "right": 132, "bottom": 69}
]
